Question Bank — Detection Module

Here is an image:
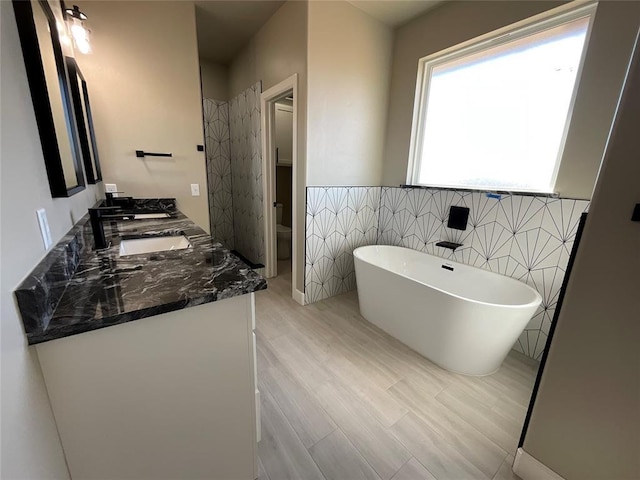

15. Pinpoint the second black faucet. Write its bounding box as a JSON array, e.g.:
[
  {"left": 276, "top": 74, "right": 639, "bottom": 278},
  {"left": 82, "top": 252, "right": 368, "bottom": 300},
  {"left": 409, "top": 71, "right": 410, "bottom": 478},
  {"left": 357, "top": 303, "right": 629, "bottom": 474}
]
[{"left": 89, "top": 207, "right": 134, "bottom": 250}]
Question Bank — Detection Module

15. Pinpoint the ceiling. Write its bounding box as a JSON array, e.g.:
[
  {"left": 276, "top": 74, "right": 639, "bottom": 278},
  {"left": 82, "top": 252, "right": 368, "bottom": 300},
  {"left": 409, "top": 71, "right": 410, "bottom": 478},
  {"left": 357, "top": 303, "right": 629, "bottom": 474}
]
[
  {"left": 195, "top": 1, "right": 285, "bottom": 64},
  {"left": 346, "top": 0, "right": 443, "bottom": 27},
  {"left": 195, "top": 0, "right": 444, "bottom": 65}
]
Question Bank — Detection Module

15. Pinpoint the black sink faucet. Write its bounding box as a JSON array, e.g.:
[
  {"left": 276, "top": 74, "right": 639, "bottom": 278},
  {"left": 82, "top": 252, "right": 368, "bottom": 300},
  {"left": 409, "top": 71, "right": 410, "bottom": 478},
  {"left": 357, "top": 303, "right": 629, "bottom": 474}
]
[
  {"left": 105, "top": 192, "right": 134, "bottom": 208},
  {"left": 89, "top": 207, "right": 135, "bottom": 250}
]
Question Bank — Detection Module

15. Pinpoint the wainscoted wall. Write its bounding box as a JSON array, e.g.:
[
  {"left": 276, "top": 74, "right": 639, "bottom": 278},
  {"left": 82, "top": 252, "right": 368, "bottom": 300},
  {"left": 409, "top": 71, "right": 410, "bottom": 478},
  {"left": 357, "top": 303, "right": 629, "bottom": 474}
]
[
  {"left": 305, "top": 187, "right": 381, "bottom": 304},
  {"left": 203, "top": 98, "right": 234, "bottom": 248},
  {"left": 305, "top": 186, "right": 589, "bottom": 360},
  {"left": 229, "top": 81, "right": 264, "bottom": 265}
]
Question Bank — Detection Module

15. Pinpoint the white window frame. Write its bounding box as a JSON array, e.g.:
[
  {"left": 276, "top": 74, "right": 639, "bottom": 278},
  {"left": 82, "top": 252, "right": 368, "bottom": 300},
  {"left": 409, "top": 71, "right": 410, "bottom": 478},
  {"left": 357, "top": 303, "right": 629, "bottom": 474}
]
[{"left": 406, "top": 2, "right": 597, "bottom": 193}]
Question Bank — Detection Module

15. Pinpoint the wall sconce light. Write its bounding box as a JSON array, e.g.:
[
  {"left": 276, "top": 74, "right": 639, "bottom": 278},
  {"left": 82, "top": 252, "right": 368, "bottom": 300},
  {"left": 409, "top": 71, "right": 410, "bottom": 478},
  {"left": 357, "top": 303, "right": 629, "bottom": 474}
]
[{"left": 64, "top": 4, "right": 90, "bottom": 54}]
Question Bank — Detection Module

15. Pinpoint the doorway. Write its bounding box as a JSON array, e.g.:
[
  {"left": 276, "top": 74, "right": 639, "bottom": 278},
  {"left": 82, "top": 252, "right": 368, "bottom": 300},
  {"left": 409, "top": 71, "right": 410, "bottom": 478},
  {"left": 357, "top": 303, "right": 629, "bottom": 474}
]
[
  {"left": 261, "top": 74, "right": 300, "bottom": 303},
  {"left": 274, "top": 98, "right": 293, "bottom": 282}
]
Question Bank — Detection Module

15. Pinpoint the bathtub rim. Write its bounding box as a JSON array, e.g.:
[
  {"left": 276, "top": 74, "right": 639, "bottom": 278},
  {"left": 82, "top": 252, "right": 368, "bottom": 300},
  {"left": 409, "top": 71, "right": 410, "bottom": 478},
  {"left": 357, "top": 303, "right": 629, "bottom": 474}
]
[{"left": 353, "top": 244, "right": 542, "bottom": 310}]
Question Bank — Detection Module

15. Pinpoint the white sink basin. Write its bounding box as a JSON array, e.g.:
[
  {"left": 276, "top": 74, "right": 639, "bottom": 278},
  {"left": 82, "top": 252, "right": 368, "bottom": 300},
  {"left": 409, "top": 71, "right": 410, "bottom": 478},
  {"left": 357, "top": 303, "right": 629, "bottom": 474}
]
[
  {"left": 130, "top": 213, "right": 171, "bottom": 220},
  {"left": 119, "top": 235, "right": 191, "bottom": 256}
]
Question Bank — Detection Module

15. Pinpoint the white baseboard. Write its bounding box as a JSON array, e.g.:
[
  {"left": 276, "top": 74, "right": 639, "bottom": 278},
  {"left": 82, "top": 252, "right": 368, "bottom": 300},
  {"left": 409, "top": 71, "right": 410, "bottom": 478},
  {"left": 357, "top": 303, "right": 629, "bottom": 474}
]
[
  {"left": 513, "top": 448, "right": 565, "bottom": 480},
  {"left": 293, "top": 288, "right": 305, "bottom": 306}
]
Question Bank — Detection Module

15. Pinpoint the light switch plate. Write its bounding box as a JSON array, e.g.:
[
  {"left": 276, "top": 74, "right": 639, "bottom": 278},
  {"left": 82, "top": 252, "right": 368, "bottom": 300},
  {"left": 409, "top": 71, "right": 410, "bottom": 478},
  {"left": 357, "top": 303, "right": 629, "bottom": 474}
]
[
  {"left": 105, "top": 184, "right": 118, "bottom": 197},
  {"left": 191, "top": 183, "right": 200, "bottom": 196},
  {"left": 36, "top": 208, "right": 53, "bottom": 250}
]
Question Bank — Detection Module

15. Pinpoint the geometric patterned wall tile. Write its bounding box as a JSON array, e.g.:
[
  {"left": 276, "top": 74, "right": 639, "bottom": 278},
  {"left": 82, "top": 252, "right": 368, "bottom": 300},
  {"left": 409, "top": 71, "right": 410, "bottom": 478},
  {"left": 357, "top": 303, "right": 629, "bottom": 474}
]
[
  {"left": 229, "top": 82, "right": 264, "bottom": 265},
  {"left": 512, "top": 265, "right": 566, "bottom": 357},
  {"left": 495, "top": 195, "right": 546, "bottom": 234},
  {"left": 375, "top": 187, "right": 589, "bottom": 360},
  {"left": 464, "top": 191, "right": 501, "bottom": 227},
  {"left": 203, "top": 98, "right": 234, "bottom": 249},
  {"left": 541, "top": 198, "right": 589, "bottom": 243},
  {"left": 511, "top": 227, "right": 564, "bottom": 272},
  {"left": 469, "top": 221, "right": 514, "bottom": 274},
  {"left": 305, "top": 187, "right": 380, "bottom": 304},
  {"left": 303, "top": 185, "right": 588, "bottom": 361},
  {"left": 431, "top": 189, "right": 465, "bottom": 223},
  {"left": 541, "top": 198, "right": 590, "bottom": 270}
]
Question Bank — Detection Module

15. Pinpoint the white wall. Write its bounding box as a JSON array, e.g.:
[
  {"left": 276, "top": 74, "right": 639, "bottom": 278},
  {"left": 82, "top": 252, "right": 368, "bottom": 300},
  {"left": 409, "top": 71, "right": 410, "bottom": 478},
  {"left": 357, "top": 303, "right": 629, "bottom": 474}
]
[
  {"left": 306, "top": 0, "right": 393, "bottom": 186},
  {"left": 1, "top": 2, "right": 103, "bottom": 477},
  {"left": 200, "top": 58, "right": 228, "bottom": 101},
  {"left": 228, "top": 0, "right": 308, "bottom": 292},
  {"left": 554, "top": 1, "right": 640, "bottom": 198},
  {"left": 228, "top": 1, "right": 308, "bottom": 99},
  {"left": 383, "top": 1, "right": 639, "bottom": 200},
  {"left": 75, "top": 1, "right": 210, "bottom": 232},
  {"left": 523, "top": 30, "right": 639, "bottom": 478},
  {"left": 228, "top": 0, "right": 392, "bottom": 290}
]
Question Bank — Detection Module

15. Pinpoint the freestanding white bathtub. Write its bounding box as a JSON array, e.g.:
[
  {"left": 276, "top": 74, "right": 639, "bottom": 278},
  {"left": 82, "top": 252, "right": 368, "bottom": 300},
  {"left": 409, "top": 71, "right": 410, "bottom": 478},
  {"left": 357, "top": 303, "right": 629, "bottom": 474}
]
[{"left": 353, "top": 245, "right": 542, "bottom": 376}]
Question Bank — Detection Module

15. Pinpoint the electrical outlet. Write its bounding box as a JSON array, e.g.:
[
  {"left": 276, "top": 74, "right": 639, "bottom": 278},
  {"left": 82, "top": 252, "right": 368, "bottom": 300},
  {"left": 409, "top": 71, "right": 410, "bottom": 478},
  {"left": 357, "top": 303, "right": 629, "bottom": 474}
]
[
  {"left": 36, "top": 208, "right": 53, "bottom": 250},
  {"left": 105, "top": 183, "right": 118, "bottom": 197},
  {"left": 191, "top": 183, "right": 200, "bottom": 196}
]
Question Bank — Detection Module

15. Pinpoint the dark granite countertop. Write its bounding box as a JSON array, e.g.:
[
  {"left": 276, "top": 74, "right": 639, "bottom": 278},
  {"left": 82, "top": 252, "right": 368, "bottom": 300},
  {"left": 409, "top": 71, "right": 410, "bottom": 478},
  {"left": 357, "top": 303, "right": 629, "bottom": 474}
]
[{"left": 15, "top": 199, "right": 267, "bottom": 345}]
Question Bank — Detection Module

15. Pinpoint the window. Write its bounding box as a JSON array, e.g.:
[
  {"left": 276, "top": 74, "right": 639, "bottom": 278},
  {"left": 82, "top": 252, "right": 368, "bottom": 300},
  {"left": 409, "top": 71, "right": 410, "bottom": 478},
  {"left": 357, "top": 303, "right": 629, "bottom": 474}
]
[{"left": 407, "top": 6, "right": 594, "bottom": 193}]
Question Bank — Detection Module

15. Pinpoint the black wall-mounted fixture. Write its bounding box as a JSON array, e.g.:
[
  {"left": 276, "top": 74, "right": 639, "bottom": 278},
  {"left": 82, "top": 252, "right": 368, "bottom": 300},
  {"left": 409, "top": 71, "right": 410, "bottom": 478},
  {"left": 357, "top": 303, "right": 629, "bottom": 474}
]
[
  {"left": 448, "top": 206, "right": 470, "bottom": 230},
  {"left": 64, "top": 4, "right": 87, "bottom": 20},
  {"left": 64, "top": 4, "right": 90, "bottom": 54},
  {"left": 197, "top": 145, "right": 204, "bottom": 152},
  {"left": 632, "top": 203, "right": 640, "bottom": 222},
  {"left": 135, "top": 150, "right": 172, "bottom": 158},
  {"left": 436, "top": 241, "right": 463, "bottom": 251}
]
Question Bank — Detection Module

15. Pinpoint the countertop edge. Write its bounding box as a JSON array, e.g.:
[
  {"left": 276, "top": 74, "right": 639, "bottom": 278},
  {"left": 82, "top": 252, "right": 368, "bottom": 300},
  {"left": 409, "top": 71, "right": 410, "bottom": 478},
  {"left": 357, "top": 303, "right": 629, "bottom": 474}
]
[
  {"left": 16, "top": 199, "right": 268, "bottom": 345},
  {"left": 27, "top": 280, "right": 267, "bottom": 345}
]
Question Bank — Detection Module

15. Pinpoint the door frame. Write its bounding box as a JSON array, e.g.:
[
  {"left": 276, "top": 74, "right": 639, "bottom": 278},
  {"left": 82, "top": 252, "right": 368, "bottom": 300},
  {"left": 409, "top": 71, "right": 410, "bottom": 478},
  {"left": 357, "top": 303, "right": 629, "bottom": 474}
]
[{"left": 261, "top": 74, "right": 301, "bottom": 303}]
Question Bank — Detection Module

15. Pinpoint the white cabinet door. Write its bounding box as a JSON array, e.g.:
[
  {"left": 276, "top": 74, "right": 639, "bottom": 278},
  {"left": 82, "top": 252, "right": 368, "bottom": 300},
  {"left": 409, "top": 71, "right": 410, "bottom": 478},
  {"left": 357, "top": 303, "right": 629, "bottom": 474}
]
[{"left": 37, "top": 296, "right": 258, "bottom": 480}]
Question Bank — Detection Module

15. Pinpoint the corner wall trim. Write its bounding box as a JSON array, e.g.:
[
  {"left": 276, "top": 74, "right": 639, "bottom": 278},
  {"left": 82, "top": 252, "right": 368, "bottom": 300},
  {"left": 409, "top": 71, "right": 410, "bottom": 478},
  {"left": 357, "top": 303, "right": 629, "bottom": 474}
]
[
  {"left": 293, "top": 289, "right": 305, "bottom": 306},
  {"left": 513, "top": 448, "right": 566, "bottom": 480}
]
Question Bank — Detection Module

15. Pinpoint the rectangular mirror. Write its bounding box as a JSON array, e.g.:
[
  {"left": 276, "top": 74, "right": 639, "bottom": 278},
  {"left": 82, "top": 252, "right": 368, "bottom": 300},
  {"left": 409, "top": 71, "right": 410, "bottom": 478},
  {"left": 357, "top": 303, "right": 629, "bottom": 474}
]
[
  {"left": 66, "top": 57, "right": 102, "bottom": 184},
  {"left": 13, "top": 0, "right": 86, "bottom": 197}
]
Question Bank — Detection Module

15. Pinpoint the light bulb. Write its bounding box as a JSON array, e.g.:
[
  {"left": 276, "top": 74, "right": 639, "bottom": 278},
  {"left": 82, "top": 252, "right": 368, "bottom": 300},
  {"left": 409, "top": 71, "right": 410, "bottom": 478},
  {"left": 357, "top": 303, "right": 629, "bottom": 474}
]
[
  {"left": 71, "top": 23, "right": 84, "bottom": 38},
  {"left": 76, "top": 37, "right": 91, "bottom": 54},
  {"left": 70, "top": 20, "right": 90, "bottom": 54}
]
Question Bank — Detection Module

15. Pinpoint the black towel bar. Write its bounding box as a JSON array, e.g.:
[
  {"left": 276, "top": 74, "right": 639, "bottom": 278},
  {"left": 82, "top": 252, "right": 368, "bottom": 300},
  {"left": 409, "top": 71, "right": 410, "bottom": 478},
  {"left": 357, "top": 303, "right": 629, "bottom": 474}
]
[{"left": 135, "top": 150, "right": 172, "bottom": 158}]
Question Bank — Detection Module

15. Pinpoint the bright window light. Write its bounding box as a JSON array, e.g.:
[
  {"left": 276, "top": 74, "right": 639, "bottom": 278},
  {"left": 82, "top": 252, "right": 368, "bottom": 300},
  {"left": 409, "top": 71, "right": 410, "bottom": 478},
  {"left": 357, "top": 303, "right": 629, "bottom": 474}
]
[{"left": 409, "top": 7, "right": 594, "bottom": 192}]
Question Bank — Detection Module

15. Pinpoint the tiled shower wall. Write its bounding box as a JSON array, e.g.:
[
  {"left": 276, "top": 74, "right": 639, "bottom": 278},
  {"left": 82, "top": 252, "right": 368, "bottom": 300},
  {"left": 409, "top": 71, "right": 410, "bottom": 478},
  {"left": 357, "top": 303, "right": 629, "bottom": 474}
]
[
  {"left": 203, "top": 98, "right": 234, "bottom": 249},
  {"left": 305, "top": 187, "right": 381, "bottom": 304},
  {"left": 305, "top": 186, "right": 589, "bottom": 360},
  {"left": 229, "top": 82, "right": 264, "bottom": 265}
]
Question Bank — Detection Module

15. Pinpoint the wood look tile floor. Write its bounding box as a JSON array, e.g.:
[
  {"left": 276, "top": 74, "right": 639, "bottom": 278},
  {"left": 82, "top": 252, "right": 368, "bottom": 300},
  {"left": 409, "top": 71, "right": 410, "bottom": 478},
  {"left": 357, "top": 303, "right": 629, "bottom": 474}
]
[{"left": 255, "top": 262, "right": 537, "bottom": 480}]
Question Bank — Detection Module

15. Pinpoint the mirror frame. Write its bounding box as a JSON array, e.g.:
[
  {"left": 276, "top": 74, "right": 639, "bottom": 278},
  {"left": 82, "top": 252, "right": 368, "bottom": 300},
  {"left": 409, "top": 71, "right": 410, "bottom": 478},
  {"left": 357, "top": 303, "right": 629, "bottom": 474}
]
[
  {"left": 66, "top": 57, "right": 102, "bottom": 184},
  {"left": 13, "top": 0, "right": 86, "bottom": 197}
]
